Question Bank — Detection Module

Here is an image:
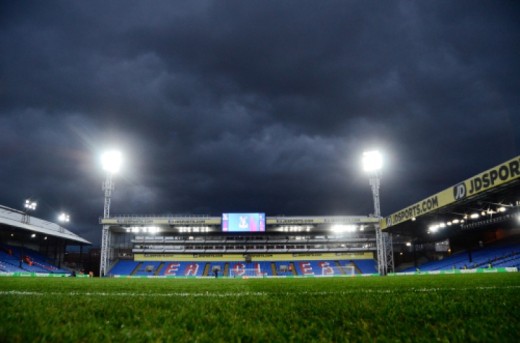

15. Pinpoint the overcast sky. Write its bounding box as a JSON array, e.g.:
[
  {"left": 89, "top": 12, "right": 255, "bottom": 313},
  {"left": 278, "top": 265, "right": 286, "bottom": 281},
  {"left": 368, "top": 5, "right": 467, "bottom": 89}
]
[{"left": 1, "top": 1, "right": 519, "bottom": 245}]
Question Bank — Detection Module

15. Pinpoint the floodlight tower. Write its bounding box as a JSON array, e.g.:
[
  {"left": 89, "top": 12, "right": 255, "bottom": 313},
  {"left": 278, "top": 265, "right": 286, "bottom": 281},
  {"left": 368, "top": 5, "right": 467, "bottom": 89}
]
[
  {"left": 23, "top": 199, "right": 38, "bottom": 224},
  {"left": 100, "top": 150, "right": 122, "bottom": 277},
  {"left": 362, "top": 151, "right": 393, "bottom": 275}
]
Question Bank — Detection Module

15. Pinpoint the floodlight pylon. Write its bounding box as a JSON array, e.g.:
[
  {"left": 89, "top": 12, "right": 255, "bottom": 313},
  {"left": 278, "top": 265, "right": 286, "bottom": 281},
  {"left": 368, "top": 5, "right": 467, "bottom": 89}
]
[
  {"left": 363, "top": 150, "right": 394, "bottom": 276},
  {"left": 99, "top": 150, "right": 121, "bottom": 277}
]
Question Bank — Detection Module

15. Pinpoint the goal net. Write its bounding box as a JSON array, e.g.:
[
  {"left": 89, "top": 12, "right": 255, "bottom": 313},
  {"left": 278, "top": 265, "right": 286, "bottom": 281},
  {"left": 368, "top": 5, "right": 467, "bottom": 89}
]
[
  {"left": 320, "top": 265, "right": 356, "bottom": 277},
  {"left": 229, "top": 267, "right": 268, "bottom": 278}
]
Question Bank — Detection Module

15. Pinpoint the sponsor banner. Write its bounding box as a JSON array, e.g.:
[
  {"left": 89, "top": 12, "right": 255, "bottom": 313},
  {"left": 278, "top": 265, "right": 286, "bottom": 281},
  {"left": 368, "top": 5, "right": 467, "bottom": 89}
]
[
  {"left": 388, "top": 267, "right": 517, "bottom": 276},
  {"left": 134, "top": 252, "right": 374, "bottom": 262},
  {"left": 0, "top": 272, "right": 88, "bottom": 278},
  {"left": 101, "top": 217, "right": 221, "bottom": 225},
  {"left": 382, "top": 155, "right": 520, "bottom": 229},
  {"left": 266, "top": 216, "right": 378, "bottom": 225},
  {"left": 451, "top": 155, "right": 520, "bottom": 201},
  {"left": 381, "top": 189, "right": 454, "bottom": 229}
]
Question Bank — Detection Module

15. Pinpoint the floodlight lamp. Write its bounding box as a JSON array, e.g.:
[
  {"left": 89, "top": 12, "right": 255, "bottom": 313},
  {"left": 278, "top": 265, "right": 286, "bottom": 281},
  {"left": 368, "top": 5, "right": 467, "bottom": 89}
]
[
  {"left": 24, "top": 200, "right": 37, "bottom": 211},
  {"left": 331, "top": 224, "right": 356, "bottom": 233},
  {"left": 428, "top": 224, "right": 439, "bottom": 233},
  {"left": 58, "top": 213, "right": 70, "bottom": 223},
  {"left": 362, "top": 150, "right": 383, "bottom": 173},
  {"left": 101, "top": 150, "right": 122, "bottom": 174}
]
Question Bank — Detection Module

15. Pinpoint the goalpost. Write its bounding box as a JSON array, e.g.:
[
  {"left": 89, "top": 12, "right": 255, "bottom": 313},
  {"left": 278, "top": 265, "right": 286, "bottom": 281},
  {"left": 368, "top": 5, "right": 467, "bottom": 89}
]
[
  {"left": 320, "top": 265, "right": 356, "bottom": 277},
  {"left": 229, "top": 268, "right": 268, "bottom": 278}
]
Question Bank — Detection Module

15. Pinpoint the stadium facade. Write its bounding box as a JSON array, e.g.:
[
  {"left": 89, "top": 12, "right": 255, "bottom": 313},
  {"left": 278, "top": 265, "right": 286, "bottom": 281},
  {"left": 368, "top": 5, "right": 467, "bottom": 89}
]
[
  {"left": 100, "top": 215, "right": 384, "bottom": 277},
  {"left": 100, "top": 155, "right": 520, "bottom": 277},
  {"left": 0, "top": 204, "right": 90, "bottom": 275}
]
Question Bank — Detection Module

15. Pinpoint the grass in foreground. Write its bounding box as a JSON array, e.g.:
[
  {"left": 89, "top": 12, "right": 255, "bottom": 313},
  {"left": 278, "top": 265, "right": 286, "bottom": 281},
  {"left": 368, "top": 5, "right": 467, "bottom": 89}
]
[{"left": 0, "top": 273, "right": 519, "bottom": 342}]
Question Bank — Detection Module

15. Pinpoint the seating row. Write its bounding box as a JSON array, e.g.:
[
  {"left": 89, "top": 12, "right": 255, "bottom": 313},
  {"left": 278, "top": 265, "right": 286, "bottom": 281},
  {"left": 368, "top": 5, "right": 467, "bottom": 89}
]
[
  {"left": 402, "top": 242, "right": 520, "bottom": 272},
  {"left": 0, "top": 244, "right": 67, "bottom": 274},
  {"left": 109, "top": 259, "right": 378, "bottom": 276}
]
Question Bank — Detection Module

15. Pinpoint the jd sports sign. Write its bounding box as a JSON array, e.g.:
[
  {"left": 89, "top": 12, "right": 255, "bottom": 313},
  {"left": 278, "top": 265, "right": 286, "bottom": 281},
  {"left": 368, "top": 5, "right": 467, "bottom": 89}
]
[
  {"left": 452, "top": 157, "right": 520, "bottom": 200},
  {"left": 382, "top": 155, "right": 520, "bottom": 230}
]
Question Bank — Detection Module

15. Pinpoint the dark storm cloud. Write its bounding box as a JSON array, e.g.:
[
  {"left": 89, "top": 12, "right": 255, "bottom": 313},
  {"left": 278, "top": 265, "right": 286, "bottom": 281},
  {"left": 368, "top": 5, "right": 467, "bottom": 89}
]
[{"left": 1, "top": 1, "right": 519, "bottom": 244}]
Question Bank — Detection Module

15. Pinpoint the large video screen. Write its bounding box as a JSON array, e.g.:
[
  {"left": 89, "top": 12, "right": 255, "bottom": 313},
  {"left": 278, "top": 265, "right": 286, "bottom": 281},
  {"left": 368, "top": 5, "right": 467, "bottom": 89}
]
[{"left": 222, "top": 213, "right": 265, "bottom": 232}]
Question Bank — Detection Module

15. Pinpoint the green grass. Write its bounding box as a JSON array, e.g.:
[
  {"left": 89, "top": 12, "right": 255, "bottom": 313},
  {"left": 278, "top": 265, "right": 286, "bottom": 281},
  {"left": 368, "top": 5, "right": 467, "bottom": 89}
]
[{"left": 1, "top": 274, "right": 519, "bottom": 342}]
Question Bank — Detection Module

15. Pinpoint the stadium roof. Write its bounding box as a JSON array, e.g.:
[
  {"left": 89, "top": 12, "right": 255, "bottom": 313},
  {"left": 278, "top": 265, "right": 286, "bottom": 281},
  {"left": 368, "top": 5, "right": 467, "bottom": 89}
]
[
  {"left": 381, "top": 155, "right": 520, "bottom": 242},
  {"left": 0, "top": 205, "right": 91, "bottom": 245},
  {"left": 101, "top": 215, "right": 379, "bottom": 233}
]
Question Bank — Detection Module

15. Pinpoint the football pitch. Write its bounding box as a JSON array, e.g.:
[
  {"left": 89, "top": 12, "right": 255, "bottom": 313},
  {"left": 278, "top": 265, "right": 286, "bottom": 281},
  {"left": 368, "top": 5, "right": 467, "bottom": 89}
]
[{"left": 1, "top": 273, "right": 519, "bottom": 342}]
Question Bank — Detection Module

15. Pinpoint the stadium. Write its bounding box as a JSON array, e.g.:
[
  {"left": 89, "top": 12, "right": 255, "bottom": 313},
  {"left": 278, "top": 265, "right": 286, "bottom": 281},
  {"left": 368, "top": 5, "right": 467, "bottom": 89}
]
[
  {"left": 3, "top": 154, "right": 519, "bottom": 279},
  {"left": 1, "top": 154, "right": 519, "bottom": 341}
]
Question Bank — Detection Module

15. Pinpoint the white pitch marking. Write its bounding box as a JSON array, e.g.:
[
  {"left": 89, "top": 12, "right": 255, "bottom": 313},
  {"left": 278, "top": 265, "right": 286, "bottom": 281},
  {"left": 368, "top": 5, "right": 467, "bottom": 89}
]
[{"left": 1, "top": 286, "right": 519, "bottom": 297}]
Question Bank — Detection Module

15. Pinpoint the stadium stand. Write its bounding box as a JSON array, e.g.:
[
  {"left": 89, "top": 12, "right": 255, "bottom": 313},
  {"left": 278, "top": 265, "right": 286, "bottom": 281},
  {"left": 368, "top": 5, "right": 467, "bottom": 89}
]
[
  {"left": 0, "top": 244, "right": 67, "bottom": 274},
  {"left": 108, "top": 259, "right": 378, "bottom": 277},
  {"left": 402, "top": 242, "right": 520, "bottom": 272}
]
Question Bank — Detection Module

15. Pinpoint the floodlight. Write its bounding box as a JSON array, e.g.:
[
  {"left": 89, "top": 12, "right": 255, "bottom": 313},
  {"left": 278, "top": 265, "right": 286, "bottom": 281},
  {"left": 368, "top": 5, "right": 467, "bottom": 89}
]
[
  {"left": 362, "top": 150, "right": 383, "bottom": 173},
  {"left": 497, "top": 206, "right": 506, "bottom": 213},
  {"left": 58, "top": 213, "right": 70, "bottom": 223},
  {"left": 101, "top": 150, "right": 122, "bottom": 174},
  {"left": 470, "top": 213, "right": 480, "bottom": 219},
  {"left": 428, "top": 224, "right": 440, "bottom": 233},
  {"left": 24, "top": 199, "right": 37, "bottom": 211},
  {"left": 331, "top": 224, "right": 357, "bottom": 233}
]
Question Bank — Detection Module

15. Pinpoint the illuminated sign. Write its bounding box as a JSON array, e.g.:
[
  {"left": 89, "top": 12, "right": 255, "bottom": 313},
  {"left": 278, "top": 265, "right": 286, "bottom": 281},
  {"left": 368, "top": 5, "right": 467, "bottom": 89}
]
[
  {"left": 382, "top": 155, "right": 520, "bottom": 230},
  {"left": 222, "top": 213, "right": 265, "bottom": 232}
]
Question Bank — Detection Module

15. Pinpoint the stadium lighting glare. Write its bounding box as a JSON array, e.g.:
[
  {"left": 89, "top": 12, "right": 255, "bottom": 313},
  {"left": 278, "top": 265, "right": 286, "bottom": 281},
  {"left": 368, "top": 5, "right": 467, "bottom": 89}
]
[
  {"left": 405, "top": 242, "right": 412, "bottom": 247},
  {"left": 497, "top": 206, "right": 507, "bottom": 213},
  {"left": 58, "top": 213, "right": 70, "bottom": 223},
  {"left": 362, "top": 150, "right": 383, "bottom": 173},
  {"left": 470, "top": 213, "right": 480, "bottom": 219},
  {"left": 101, "top": 150, "right": 122, "bottom": 174},
  {"left": 24, "top": 199, "right": 37, "bottom": 211},
  {"left": 452, "top": 219, "right": 460, "bottom": 224},
  {"left": 331, "top": 224, "right": 357, "bottom": 233},
  {"left": 31, "top": 233, "right": 36, "bottom": 238},
  {"left": 428, "top": 224, "right": 440, "bottom": 233}
]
